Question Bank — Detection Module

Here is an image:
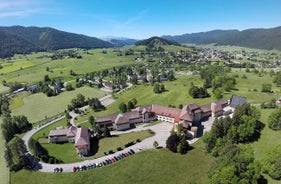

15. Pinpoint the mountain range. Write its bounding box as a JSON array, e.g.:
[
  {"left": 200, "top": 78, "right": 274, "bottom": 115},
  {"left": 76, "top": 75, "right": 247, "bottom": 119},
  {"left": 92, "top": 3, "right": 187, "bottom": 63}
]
[
  {"left": 100, "top": 36, "right": 138, "bottom": 47},
  {"left": 0, "top": 26, "right": 112, "bottom": 58},
  {"left": 162, "top": 26, "right": 281, "bottom": 50},
  {"left": 0, "top": 26, "right": 280, "bottom": 58}
]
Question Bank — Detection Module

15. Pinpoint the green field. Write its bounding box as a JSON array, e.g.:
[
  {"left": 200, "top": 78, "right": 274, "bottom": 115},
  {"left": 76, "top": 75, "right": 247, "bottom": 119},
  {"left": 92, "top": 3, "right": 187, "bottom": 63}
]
[
  {"left": 251, "top": 108, "right": 281, "bottom": 184},
  {"left": 0, "top": 60, "right": 34, "bottom": 74},
  {"left": 38, "top": 130, "right": 152, "bottom": 163},
  {"left": 6, "top": 46, "right": 281, "bottom": 184},
  {"left": 0, "top": 84, "right": 10, "bottom": 94},
  {"left": 32, "top": 118, "right": 68, "bottom": 141},
  {"left": 11, "top": 87, "right": 108, "bottom": 123},
  {"left": 0, "top": 49, "right": 137, "bottom": 83},
  {"left": 11, "top": 140, "right": 213, "bottom": 184},
  {"left": 0, "top": 118, "right": 10, "bottom": 184}
]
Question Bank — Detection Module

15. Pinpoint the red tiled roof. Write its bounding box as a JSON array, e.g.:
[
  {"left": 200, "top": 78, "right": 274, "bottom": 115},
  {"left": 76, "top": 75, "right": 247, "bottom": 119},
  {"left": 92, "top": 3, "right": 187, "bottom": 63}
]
[
  {"left": 211, "top": 103, "right": 223, "bottom": 113},
  {"left": 201, "top": 103, "right": 211, "bottom": 113},
  {"left": 216, "top": 99, "right": 228, "bottom": 107},
  {"left": 115, "top": 114, "right": 129, "bottom": 125},
  {"left": 49, "top": 129, "right": 68, "bottom": 137},
  {"left": 66, "top": 126, "right": 77, "bottom": 137},
  {"left": 96, "top": 114, "right": 117, "bottom": 124},
  {"left": 151, "top": 104, "right": 181, "bottom": 122},
  {"left": 75, "top": 128, "right": 89, "bottom": 148},
  {"left": 187, "top": 103, "right": 201, "bottom": 112}
]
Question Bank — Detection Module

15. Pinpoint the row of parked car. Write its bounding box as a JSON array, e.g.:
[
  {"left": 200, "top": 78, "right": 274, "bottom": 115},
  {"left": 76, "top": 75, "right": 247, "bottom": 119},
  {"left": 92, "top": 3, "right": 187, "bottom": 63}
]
[
  {"left": 53, "top": 167, "right": 63, "bottom": 173},
  {"left": 72, "top": 149, "right": 135, "bottom": 172}
]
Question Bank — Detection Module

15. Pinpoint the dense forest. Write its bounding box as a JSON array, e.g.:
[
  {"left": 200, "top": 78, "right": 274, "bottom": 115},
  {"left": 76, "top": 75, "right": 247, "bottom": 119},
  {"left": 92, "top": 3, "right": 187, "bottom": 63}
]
[
  {"left": 162, "top": 26, "right": 281, "bottom": 50},
  {"left": 0, "top": 26, "right": 113, "bottom": 58}
]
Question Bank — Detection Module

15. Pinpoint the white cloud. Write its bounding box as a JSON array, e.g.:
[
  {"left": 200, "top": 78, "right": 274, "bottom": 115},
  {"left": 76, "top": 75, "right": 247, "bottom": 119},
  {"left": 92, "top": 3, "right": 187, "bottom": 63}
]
[
  {"left": 0, "top": 0, "right": 45, "bottom": 19},
  {"left": 113, "top": 9, "right": 149, "bottom": 30}
]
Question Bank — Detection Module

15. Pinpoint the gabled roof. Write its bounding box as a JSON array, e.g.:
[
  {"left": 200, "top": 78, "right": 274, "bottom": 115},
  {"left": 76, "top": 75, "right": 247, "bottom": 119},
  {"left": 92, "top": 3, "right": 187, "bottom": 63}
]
[
  {"left": 66, "top": 126, "right": 77, "bottom": 137},
  {"left": 201, "top": 103, "right": 211, "bottom": 113},
  {"left": 75, "top": 128, "right": 89, "bottom": 147},
  {"left": 211, "top": 102, "right": 223, "bottom": 113},
  {"left": 151, "top": 104, "right": 181, "bottom": 122},
  {"left": 216, "top": 99, "right": 228, "bottom": 107},
  {"left": 230, "top": 95, "right": 247, "bottom": 107},
  {"left": 115, "top": 114, "right": 129, "bottom": 125},
  {"left": 96, "top": 114, "right": 118, "bottom": 123},
  {"left": 49, "top": 129, "right": 69, "bottom": 137}
]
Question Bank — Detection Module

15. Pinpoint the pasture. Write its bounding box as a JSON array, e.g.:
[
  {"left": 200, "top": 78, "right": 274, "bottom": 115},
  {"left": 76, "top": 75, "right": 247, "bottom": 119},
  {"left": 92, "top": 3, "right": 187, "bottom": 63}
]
[
  {"left": 11, "top": 140, "right": 213, "bottom": 184},
  {"left": 11, "top": 87, "right": 108, "bottom": 123},
  {"left": 0, "top": 49, "right": 137, "bottom": 83}
]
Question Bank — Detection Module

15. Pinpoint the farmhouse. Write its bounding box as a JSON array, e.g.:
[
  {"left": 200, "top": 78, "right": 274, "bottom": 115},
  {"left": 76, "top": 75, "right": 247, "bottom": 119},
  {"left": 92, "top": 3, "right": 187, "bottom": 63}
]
[
  {"left": 96, "top": 98, "right": 232, "bottom": 133},
  {"left": 48, "top": 126, "right": 90, "bottom": 155}
]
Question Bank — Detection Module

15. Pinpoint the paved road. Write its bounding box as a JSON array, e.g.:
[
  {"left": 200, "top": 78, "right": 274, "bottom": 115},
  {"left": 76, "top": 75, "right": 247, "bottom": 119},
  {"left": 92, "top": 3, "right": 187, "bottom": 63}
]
[
  {"left": 23, "top": 118, "right": 173, "bottom": 173},
  {"left": 21, "top": 81, "right": 217, "bottom": 173}
]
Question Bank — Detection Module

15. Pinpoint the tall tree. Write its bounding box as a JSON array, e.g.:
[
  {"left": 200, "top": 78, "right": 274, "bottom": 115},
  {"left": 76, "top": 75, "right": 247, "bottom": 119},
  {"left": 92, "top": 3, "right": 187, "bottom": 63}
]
[
  {"left": 89, "top": 115, "right": 95, "bottom": 126},
  {"left": 4, "top": 136, "right": 31, "bottom": 171},
  {"left": 119, "top": 102, "right": 127, "bottom": 113}
]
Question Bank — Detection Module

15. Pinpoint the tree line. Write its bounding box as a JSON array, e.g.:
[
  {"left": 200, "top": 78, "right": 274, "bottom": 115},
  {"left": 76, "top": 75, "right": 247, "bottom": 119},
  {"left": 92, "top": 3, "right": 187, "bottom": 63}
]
[
  {"left": 0, "top": 98, "right": 33, "bottom": 171},
  {"left": 203, "top": 104, "right": 264, "bottom": 183}
]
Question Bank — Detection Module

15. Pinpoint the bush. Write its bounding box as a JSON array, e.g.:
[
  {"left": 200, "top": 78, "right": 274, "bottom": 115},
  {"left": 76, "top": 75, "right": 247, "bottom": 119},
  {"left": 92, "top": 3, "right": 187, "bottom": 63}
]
[
  {"left": 147, "top": 129, "right": 155, "bottom": 135},
  {"left": 117, "top": 147, "right": 123, "bottom": 151},
  {"left": 125, "top": 141, "right": 135, "bottom": 147},
  {"left": 108, "top": 150, "right": 114, "bottom": 154},
  {"left": 268, "top": 108, "right": 281, "bottom": 130},
  {"left": 48, "top": 157, "right": 54, "bottom": 164},
  {"left": 136, "top": 139, "right": 141, "bottom": 143}
]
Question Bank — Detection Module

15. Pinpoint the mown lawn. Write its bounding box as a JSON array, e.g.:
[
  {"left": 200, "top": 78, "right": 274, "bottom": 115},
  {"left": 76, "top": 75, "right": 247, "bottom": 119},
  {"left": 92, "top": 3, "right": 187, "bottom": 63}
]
[
  {"left": 32, "top": 118, "right": 68, "bottom": 141},
  {"left": 11, "top": 87, "right": 107, "bottom": 123},
  {"left": 11, "top": 140, "right": 213, "bottom": 184},
  {"left": 227, "top": 69, "right": 281, "bottom": 104},
  {"left": 251, "top": 108, "right": 281, "bottom": 184},
  {"left": 39, "top": 130, "right": 153, "bottom": 163}
]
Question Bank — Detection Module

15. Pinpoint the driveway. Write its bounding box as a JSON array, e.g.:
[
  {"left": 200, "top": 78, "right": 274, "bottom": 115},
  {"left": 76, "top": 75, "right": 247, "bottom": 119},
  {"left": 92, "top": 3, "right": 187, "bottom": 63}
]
[{"left": 24, "top": 121, "right": 173, "bottom": 173}]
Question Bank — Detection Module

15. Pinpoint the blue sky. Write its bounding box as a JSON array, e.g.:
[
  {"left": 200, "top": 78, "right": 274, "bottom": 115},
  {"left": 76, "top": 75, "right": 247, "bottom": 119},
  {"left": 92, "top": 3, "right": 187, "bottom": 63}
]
[{"left": 0, "top": 0, "right": 280, "bottom": 39}]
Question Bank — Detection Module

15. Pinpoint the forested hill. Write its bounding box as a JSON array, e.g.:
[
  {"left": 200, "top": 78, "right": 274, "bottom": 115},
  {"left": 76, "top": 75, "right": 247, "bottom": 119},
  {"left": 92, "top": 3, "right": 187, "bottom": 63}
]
[
  {"left": 0, "top": 26, "right": 113, "bottom": 58},
  {"left": 162, "top": 26, "right": 281, "bottom": 50},
  {"left": 135, "top": 36, "right": 180, "bottom": 46}
]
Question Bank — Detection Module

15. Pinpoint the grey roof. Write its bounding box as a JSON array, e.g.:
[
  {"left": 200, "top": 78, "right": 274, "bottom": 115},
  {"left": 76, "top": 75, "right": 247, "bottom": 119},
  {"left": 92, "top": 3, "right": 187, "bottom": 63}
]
[
  {"left": 48, "top": 126, "right": 77, "bottom": 137},
  {"left": 230, "top": 95, "right": 247, "bottom": 107},
  {"left": 75, "top": 128, "right": 89, "bottom": 147}
]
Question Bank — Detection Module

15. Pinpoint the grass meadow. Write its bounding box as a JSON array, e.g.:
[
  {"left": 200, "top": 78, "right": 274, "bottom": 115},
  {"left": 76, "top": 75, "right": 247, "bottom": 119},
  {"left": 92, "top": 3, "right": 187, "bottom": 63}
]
[
  {"left": 6, "top": 46, "right": 281, "bottom": 184},
  {"left": 39, "top": 130, "right": 153, "bottom": 163},
  {"left": 11, "top": 140, "right": 213, "bottom": 184},
  {"left": 0, "top": 49, "right": 137, "bottom": 84},
  {"left": 251, "top": 108, "right": 281, "bottom": 184},
  {"left": 11, "top": 86, "right": 108, "bottom": 123}
]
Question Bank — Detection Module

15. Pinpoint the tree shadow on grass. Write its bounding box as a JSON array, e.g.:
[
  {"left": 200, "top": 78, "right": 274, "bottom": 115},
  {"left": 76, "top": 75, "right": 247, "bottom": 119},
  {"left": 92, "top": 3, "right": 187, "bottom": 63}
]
[
  {"left": 87, "top": 137, "right": 99, "bottom": 156},
  {"left": 188, "top": 145, "right": 195, "bottom": 151}
]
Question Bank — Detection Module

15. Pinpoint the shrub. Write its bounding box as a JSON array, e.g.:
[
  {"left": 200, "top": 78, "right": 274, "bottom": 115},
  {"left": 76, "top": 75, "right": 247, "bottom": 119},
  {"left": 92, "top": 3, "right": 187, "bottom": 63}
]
[
  {"left": 117, "top": 147, "right": 123, "bottom": 151},
  {"left": 48, "top": 157, "right": 54, "bottom": 164},
  {"left": 108, "top": 150, "right": 114, "bottom": 154},
  {"left": 125, "top": 141, "right": 135, "bottom": 147}
]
